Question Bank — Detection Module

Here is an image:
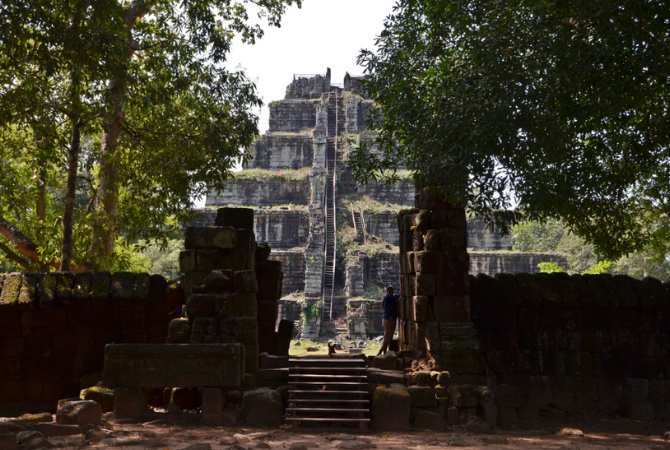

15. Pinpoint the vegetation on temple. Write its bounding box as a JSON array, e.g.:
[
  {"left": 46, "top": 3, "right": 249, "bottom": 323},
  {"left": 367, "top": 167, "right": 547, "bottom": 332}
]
[
  {"left": 351, "top": 0, "right": 670, "bottom": 260},
  {"left": 0, "top": 0, "right": 301, "bottom": 272}
]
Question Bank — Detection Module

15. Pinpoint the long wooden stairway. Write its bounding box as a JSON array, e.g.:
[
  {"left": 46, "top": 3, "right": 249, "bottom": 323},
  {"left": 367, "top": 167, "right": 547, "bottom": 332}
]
[
  {"left": 286, "top": 356, "right": 370, "bottom": 429},
  {"left": 323, "top": 90, "right": 340, "bottom": 321}
]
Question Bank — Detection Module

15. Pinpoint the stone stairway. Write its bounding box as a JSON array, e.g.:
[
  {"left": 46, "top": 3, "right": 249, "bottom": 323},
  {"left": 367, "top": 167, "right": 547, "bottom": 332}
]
[
  {"left": 352, "top": 206, "right": 365, "bottom": 244},
  {"left": 286, "top": 356, "right": 370, "bottom": 429},
  {"left": 323, "top": 90, "right": 340, "bottom": 321}
]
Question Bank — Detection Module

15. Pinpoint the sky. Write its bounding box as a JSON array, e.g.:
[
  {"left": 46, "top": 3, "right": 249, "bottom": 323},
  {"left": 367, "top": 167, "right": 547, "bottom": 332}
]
[{"left": 225, "top": 0, "right": 397, "bottom": 134}]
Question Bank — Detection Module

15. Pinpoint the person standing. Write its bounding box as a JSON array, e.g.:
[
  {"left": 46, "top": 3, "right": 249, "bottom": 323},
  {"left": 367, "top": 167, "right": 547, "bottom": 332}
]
[{"left": 378, "top": 286, "right": 400, "bottom": 355}]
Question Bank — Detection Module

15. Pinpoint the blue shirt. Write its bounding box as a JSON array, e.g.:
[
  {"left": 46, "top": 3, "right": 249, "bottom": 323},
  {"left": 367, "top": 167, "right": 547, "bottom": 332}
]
[{"left": 383, "top": 294, "right": 400, "bottom": 319}]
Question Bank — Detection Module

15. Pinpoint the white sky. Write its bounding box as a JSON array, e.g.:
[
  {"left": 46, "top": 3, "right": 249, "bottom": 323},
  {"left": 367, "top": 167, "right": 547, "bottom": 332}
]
[{"left": 226, "top": 0, "right": 397, "bottom": 134}]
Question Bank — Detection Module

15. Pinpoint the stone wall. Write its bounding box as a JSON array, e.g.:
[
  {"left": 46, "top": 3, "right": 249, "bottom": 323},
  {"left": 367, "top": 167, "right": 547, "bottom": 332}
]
[
  {"left": 469, "top": 252, "right": 568, "bottom": 276},
  {"left": 268, "top": 101, "right": 317, "bottom": 132},
  {"left": 355, "top": 179, "right": 415, "bottom": 206},
  {"left": 467, "top": 219, "right": 512, "bottom": 251},
  {"left": 470, "top": 272, "right": 670, "bottom": 420},
  {"left": 364, "top": 253, "right": 400, "bottom": 290},
  {"left": 249, "top": 134, "right": 313, "bottom": 169},
  {"left": 285, "top": 72, "right": 330, "bottom": 99},
  {"left": 347, "top": 299, "right": 383, "bottom": 339},
  {"left": 254, "top": 210, "right": 309, "bottom": 249},
  {"left": 363, "top": 212, "right": 400, "bottom": 245},
  {"left": 0, "top": 271, "right": 171, "bottom": 415},
  {"left": 206, "top": 179, "right": 310, "bottom": 207},
  {"left": 269, "top": 251, "right": 305, "bottom": 295},
  {"left": 190, "top": 209, "right": 309, "bottom": 249}
]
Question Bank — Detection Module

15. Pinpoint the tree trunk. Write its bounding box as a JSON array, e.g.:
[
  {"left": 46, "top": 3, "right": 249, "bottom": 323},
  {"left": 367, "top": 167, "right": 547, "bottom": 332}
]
[
  {"left": 60, "top": 121, "right": 82, "bottom": 271},
  {"left": 92, "top": 1, "right": 147, "bottom": 264},
  {"left": 36, "top": 168, "right": 48, "bottom": 271},
  {"left": 95, "top": 97, "right": 122, "bottom": 259},
  {"left": 0, "top": 214, "right": 58, "bottom": 269}
]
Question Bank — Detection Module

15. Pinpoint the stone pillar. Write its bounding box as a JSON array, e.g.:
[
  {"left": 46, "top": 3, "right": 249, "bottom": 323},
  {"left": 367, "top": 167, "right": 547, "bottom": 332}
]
[
  {"left": 201, "top": 388, "right": 223, "bottom": 426},
  {"left": 397, "top": 186, "right": 486, "bottom": 374},
  {"left": 113, "top": 386, "right": 144, "bottom": 420}
]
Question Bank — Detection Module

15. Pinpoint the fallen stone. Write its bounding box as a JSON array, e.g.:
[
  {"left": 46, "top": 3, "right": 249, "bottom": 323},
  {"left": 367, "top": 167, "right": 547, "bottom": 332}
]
[
  {"left": 413, "top": 411, "right": 446, "bottom": 431},
  {"left": 336, "top": 440, "right": 376, "bottom": 449},
  {"left": 242, "top": 389, "right": 283, "bottom": 427},
  {"left": 57, "top": 398, "right": 80, "bottom": 409},
  {"left": 288, "top": 443, "right": 311, "bottom": 450},
  {"left": 181, "top": 444, "right": 212, "bottom": 450},
  {"left": 437, "top": 371, "right": 451, "bottom": 386},
  {"left": 448, "top": 434, "right": 482, "bottom": 447},
  {"left": 102, "top": 437, "right": 149, "bottom": 447},
  {"left": 465, "top": 417, "right": 493, "bottom": 434},
  {"left": 331, "top": 434, "right": 356, "bottom": 441},
  {"left": 664, "top": 431, "right": 670, "bottom": 440},
  {"left": 80, "top": 386, "right": 115, "bottom": 412},
  {"left": 55, "top": 400, "right": 102, "bottom": 426},
  {"left": 24, "top": 437, "right": 53, "bottom": 450},
  {"left": 372, "top": 384, "right": 411, "bottom": 431},
  {"left": 32, "top": 423, "right": 93, "bottom": 437},
  {"left": 0, "top": 433, "right": 16, "bottom": 450},
  {"left": 480, "top": 436, "right": 509, "bottom": 445},
  {"left": 256, "top": 443, "right": 271, "bottom": 449},
  {"left": 559, "top": 428, "right": 584, "bottom": 437},
  {"left": 16, "top": 431, "right": 43, "bottom": 446},
  {"left": 223, "top": 446, "right": 245, "bottom": 450},
  {"left": 15, "top": 413, "right": 52, "bottom": 423},
  {"left": 166, "top": 318, "right": 191, "bottom": 343},
  {"left": 0, "top": 423, "right": 32, "bottom": 435},
  {"left": 84, "top": 428, "right": 107, "bottom": 444}
]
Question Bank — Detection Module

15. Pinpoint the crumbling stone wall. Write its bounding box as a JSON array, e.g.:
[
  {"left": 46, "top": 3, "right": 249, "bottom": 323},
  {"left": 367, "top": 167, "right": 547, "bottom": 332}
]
[
  {"left": 269, "top": 251, "right": 305, "bottom": 295},
  {"left": 469, "top": 252, "right": 568, "bottom": 275},
  {"left": 0, "top": 271, "right": 171, "bottom": 414},
  {"left": 285, "top": 71, "right": 330, "bottom": 99},
  {"left": 175, "top": 208, "right": 283, "bottom": 376},
  {"left": 206, "top": 179, "right": 310, "bottom": 207},
  {"left": 466, "top": 219, "right": 512, "bottom": 251},
  {"left": 268, "top": 101, "right": 318, "bottom": 132},
  {"left": 254, "top": 210, "right": 309, "bottom": 249},
  {"left": 364, "top": 253, "right": 400, "bottom": 290},
  {"left": 469, "top": 272, "right": 670, "bottom": 420},
  {"left": 355, "top": 179, "right": 415, "bottom": 206},
  {"left": 249, "top": 135, "right": 314, "bottom": 169}
]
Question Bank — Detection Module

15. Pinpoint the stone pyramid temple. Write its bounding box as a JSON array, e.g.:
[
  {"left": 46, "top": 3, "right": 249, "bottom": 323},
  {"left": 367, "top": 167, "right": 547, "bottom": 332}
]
[{"left": 193, "top": 69, "right": 566, "bottom": 337}]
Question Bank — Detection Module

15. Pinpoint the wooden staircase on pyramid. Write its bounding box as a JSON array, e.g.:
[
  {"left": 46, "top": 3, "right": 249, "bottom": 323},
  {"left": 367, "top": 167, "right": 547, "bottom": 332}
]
[{"left": 286, "top": 356, "right": 370, "bottom": 429}]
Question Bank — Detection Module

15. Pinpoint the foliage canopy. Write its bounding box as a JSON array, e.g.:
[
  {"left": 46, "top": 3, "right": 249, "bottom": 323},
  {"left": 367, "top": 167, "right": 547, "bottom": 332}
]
[{"left": 351, "top": 0, "right": 670, "bottom": 260}]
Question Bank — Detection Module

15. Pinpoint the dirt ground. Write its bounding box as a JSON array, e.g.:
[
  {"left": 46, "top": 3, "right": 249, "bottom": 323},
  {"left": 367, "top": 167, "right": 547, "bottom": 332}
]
[{"left": 39, "top": 412, "right": 670, "bottom": 450}]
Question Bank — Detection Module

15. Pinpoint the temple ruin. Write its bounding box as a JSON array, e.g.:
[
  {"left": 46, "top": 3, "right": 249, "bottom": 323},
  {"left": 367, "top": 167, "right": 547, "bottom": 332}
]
[{"left": 193, "top": 69, "right": 567, "bottom": 338}]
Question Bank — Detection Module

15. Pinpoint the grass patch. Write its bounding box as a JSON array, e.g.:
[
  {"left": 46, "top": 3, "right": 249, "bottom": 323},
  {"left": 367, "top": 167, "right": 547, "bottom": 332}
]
[
  {"left": 289, "top": 338, "right": 382, "bottom": 356},
  {"left": 343, "top": 195, "right": 411, "bottom": 215},
  {"left": 232, "top": 167, "right": 310, "bottom": 182}
]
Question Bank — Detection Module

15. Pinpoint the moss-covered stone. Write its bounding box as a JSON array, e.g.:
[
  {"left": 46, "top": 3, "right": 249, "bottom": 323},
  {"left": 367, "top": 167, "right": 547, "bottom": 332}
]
[
  {"left": 56, "top": 271, "right": 75, "bottom": 306},
  {"left": 91, "top": 271, "right": 111, "bottom": 304},
  {"left": 133, "top": 273, "right": 150, "bottom": 301},
  {"left": 111, "top": 272, "right": 134, "bottom": 302},
  {"left": 73, "top": 271, "right": 92, "bottom": 302},
  {"left": 80, "top": 386, "right": 114, "bottom": 412},
  {"left": 372, "top": 384, "right": 411, "bottom": 431},
  {"left": 16, "top": 412, "right": 53, "bottom": 423},
  {"left": 0, "top": 273, "right": 22, "bottom": 306},
  {"left": 39, "top": 272, "right": 58, "bottom": 307},
  {"left": 18, "top": 273, "right": 39, "bottom": 308}
]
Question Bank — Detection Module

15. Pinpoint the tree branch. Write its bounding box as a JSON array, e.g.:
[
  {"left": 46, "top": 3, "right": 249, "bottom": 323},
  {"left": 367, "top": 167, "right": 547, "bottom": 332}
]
[
  {"left": 0, "top": 214, "right": 59, "bottom": 270},
  {"left": 0, "top": 239, "right": 33, "bottom": 270}
]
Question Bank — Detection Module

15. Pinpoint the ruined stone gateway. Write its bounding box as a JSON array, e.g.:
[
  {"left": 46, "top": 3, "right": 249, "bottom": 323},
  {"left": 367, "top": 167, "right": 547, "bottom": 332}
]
[{"left": 1, "top": 73, "right": 670, "bottom": 435}]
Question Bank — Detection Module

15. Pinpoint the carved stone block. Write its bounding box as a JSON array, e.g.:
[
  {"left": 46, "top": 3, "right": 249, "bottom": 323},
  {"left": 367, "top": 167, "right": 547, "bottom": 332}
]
[{"left": 102, "top": 344, "right": 245, "bottom": 388}]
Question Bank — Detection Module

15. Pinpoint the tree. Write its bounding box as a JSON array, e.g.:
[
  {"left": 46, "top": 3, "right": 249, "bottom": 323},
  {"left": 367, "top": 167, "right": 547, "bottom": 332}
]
[
  {"left": 351, "top": 0, "right": 670, "bottom": 260},
  {"left": 0, "top": 0, "right": 301, "bottom": 271}
]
